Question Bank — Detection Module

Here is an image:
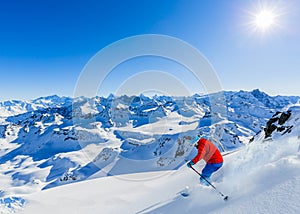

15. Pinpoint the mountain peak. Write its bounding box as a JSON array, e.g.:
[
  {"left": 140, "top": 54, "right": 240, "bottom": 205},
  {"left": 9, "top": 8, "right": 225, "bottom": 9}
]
[{"left": 251, "top": 89, "right": 269, "bottom": 99}]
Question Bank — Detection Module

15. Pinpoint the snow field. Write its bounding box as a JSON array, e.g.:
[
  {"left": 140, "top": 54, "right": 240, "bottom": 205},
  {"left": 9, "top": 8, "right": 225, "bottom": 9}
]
[{"left": 21, "top": 136, "right": 300, "bottom": 213}]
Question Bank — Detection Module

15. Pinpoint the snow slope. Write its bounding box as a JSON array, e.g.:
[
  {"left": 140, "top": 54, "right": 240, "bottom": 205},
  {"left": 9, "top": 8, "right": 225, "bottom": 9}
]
[
  {"left": 0, "top": 90, "right": 299, "bottom": 213},
  {"left": 21, "top": 135, "right": 300, "bottom": 214}
]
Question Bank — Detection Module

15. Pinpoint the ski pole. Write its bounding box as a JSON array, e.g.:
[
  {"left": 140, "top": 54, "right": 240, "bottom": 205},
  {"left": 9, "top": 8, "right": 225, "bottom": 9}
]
[{"left": 189, "top": 165, "right": 229, "bottom": 201}]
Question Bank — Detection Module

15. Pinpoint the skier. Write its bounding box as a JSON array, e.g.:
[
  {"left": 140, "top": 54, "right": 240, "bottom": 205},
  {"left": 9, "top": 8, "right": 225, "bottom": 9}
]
[{"left": 187, "top": 136, "right": 223, "bottom": 186}]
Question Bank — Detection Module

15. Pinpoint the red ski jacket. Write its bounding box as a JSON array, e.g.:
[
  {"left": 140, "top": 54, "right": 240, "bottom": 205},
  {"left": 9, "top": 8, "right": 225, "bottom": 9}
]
[{"left": 192, "top": 138, "right": 223, "bottom": 164}]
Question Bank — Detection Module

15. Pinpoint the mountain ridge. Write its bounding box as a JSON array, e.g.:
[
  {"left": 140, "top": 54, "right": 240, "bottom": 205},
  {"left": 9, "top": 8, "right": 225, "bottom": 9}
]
[{"left": 0, "top": 89, "right": 299, "bottom": 212}]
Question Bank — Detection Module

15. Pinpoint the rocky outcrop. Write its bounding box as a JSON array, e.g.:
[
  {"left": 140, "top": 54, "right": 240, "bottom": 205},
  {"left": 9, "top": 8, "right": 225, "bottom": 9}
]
[{"left": 264, "top": 110, "right": 292, "bottom": 138}]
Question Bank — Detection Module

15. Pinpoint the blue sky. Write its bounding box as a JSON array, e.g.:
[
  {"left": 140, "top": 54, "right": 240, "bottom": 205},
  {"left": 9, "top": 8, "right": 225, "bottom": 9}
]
[{"left": 1, "top": 0, "right": 300, "bottom": 101}]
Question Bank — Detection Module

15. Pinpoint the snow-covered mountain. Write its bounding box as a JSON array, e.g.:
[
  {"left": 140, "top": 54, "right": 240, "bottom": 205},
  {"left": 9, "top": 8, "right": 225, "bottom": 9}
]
[{"left": 0, "top": 89, "right": 299, "bottom": 213}]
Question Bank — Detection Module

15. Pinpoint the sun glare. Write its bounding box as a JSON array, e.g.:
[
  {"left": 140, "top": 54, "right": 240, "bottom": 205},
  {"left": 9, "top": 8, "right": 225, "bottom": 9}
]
[
  {"left": 245, "top": 1, "right": 286, "bottom": 37},
  {"left": 254, "top": 10, "right": 276, "bottom": 30}
]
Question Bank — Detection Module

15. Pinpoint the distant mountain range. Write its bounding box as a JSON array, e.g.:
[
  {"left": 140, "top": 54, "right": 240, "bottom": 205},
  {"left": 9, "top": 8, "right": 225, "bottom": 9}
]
[{"left": 0, "top": 89, "right": 299, "bottom": 198}]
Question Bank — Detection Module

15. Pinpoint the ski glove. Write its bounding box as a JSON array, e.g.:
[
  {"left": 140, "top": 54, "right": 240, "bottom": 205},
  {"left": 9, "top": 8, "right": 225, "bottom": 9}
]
[{"left": 187, "top": 161, "right": 195, "bottom": 168}]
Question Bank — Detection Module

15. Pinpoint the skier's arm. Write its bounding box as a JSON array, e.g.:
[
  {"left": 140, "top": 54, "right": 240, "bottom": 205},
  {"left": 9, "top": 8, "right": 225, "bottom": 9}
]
[{"left": 192, "top": 139, "right": 206, "bottom": 164}]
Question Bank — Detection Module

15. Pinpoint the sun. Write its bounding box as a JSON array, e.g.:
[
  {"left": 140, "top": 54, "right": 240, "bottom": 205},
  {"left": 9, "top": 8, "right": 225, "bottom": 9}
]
[
  {"left": 250, "top": 8, "right": 279, "bottom": 34},
  {"left": 245, "top": 2, "right": 285, "bottom": 37},
  {"left": 254, "top": 10, "right": 276, "bottom": 30}
]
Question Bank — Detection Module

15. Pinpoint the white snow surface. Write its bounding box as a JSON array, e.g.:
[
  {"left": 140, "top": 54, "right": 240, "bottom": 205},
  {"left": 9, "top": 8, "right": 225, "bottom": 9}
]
[
  {"left": 21, "top": 136, "right": 300, "bottom": 214},
  {"left": 0, "top": 90, "right": 300, "bottom": 213}
]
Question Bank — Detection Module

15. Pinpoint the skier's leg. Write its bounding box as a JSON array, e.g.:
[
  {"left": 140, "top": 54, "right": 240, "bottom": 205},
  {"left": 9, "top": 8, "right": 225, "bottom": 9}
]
[{"left": 200, "top": 163, "right": 223, "bottom": 185}]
